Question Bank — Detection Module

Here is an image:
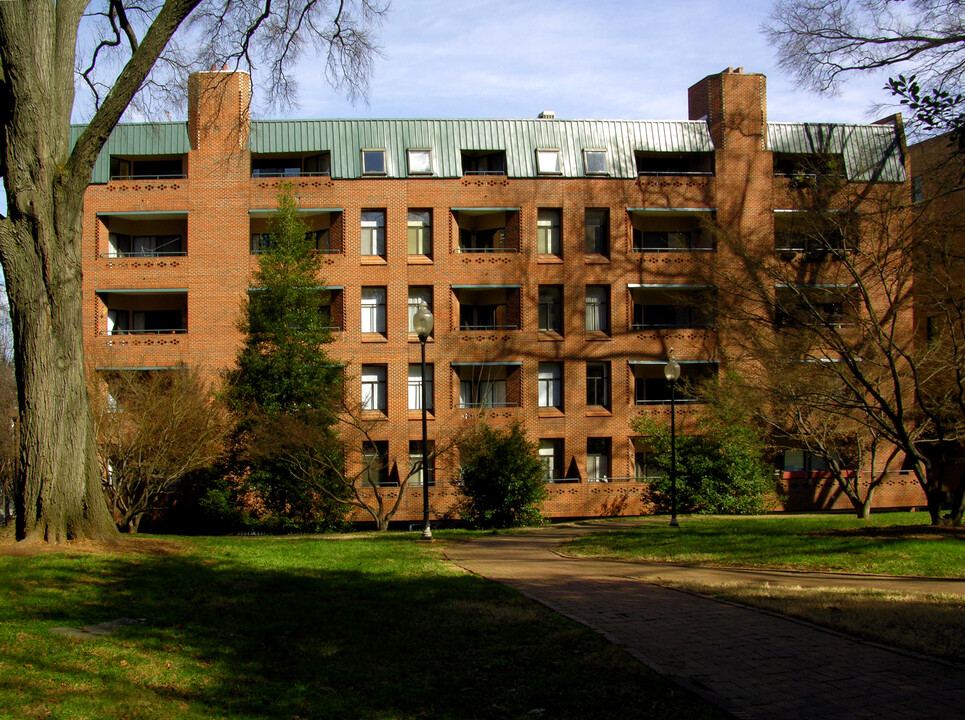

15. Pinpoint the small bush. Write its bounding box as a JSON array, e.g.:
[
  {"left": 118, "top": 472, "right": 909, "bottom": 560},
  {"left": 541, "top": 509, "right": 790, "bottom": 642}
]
[
  {"left": 634, "top": 378, "right": 774, "bottom": 515},
  {"left": 458, "top": 422, "right": 548, "bottom": 528}
]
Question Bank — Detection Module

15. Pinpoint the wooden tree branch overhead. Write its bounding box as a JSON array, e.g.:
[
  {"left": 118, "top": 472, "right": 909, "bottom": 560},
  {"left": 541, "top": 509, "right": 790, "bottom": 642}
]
[{"left": 0, "top": 0, "right": 387, "bottom": 542}]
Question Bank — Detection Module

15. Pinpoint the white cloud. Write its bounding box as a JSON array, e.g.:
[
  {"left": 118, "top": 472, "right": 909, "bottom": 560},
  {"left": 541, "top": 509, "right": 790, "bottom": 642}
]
[{"left": 279, "top": 0, "right": 901, "bottom": 124}]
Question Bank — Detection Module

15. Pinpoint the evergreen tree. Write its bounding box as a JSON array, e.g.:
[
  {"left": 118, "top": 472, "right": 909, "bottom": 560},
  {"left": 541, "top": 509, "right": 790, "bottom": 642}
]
[{"left": 218, "top": 186, "right": 348, "bottom": 532}]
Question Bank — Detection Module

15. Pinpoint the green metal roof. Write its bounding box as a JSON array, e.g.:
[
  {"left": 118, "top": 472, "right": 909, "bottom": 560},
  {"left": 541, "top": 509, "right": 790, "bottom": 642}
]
[
  {"left": 73, "top": 116, "right": 906, "bottom": 184},
  {"left": 247, "top": 118, "right": 714, "bottom": 179},
  {"left": 71, "top": 122, "right": 190, "bottom": 184},
  {"left": 767, "top": 122, "right": 906, "bottom": 183}
]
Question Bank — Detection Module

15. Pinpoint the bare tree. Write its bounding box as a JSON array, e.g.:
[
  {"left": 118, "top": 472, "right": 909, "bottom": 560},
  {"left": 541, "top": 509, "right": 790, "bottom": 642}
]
[
  {"left": 765, "top": 1, "right": 965, "bottom": 141},
  {"left": 0, "top": 1, "right": 387, "bottom": 542},
  {"left": 765, "top": 0, "right": 965, "bottom": 95},
  {"left": 248, "top": 403, "right": 470, "bottom": 531},
  {"left": 710, "top": 168, "right": 965, "bottom": 524},
  {"left": 90, "top": 367, "right": 232, "bottom": 533}
]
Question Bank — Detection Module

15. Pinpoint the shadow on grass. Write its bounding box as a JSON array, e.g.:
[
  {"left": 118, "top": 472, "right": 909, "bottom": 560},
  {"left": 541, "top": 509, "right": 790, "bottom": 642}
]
[{"left": 0, "top": 536, "right": 727, "bottom": 720}]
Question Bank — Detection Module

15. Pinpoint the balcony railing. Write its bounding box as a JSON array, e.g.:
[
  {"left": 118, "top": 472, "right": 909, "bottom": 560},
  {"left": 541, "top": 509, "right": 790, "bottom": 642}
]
[
  {"left": 102, "top": 251, "right": 187, "bottom": 259},
  {"left": 458, "top": 323, "right": 518, "bottom": 331},
  {"left": 102, "top": 328, "right": 187, "bottom": 336},
  {"left": 456, "top": 246, "right": 518, "bottom": 253},
  {"left": 110, "top": 173, "right": 187, "bottom": 180}
]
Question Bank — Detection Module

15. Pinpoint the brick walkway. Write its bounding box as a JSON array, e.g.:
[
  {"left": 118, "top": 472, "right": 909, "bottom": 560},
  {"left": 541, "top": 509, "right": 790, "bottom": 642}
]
[{"left": 444, "top": 522, "right": 965, "bottom": 720}]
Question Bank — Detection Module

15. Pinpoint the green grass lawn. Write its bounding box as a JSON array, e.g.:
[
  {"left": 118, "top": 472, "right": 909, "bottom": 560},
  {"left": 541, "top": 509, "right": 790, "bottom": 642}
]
[
  {"left": 0, "top": 533, "right": 726, "bottom": 720},
  {"left": 564, "top": 513, "right": 965, "bottom": 577}
]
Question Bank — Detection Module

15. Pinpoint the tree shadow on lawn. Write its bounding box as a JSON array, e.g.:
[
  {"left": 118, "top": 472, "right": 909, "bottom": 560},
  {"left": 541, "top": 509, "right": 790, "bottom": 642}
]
[{"left": 0, "top": 537, "right": 726, "bottom": 720}]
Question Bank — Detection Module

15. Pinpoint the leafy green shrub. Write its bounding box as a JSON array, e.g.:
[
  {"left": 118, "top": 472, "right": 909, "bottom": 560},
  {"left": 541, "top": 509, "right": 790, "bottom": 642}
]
[
  {"left": 633, "top": 379, "right": 774, "bottom": 515},
  {"left": 458, "top": 422, "right": 548, "bottom": 528}
]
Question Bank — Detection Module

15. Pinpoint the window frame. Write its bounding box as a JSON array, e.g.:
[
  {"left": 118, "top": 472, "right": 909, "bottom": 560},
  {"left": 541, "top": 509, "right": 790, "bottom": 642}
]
[
  {"left": 538, "top": 285, "right": 563, "bottom": 334},
  {"left": 407, "top": 148, "right": 433, "bottom": 176},
  {"left": 537, "top": 208, "right": 562, "bottom": 256},
  {"left": 584, "top": 208, "right": 609, "bottom": 257},
  {"left": 407, "top": 209, "right": 433, "bottom": 256},
  {"left": 361, "top": 286, "right": 387, "bottom": 334},
  {"left": 535, "top": 148, "right": 562, "bottom": 175},
  {"left": 538, "top": 362, "right": 563, "bottom": 409},
  {"left": 360, "top": 365, "right": 388, "bottom": 412},
  {"left": 361, "top": 148, "right": 387, "bottom": 175},
  {"left": 585, "top": 285, "right": 610, "bottom": 334},
  {"left": 583, "top": 149, "right": 608, "bottom": 175},
  {"left": 408, "top": 363, "right": 434, "bottom": 412},
  {"left": 586, "top": 362, "right": 611, "bottom": 408},
  {"left": 361, "top": 210, "right": 386, "bottom": 257},
  {"left": 407, "top": 286, "right": 433, "bottom": 334}
]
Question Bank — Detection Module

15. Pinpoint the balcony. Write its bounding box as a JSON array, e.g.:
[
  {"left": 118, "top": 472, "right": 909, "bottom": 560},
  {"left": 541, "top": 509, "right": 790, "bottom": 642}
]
[
  {"left": 110, "top": 154, "right": 186, "bottom": 180},
  {"left": 461, "top": 150, "right": 506, "bottom": 176},
  {"left": 629, "top": 209, "right": 715, "bottom": 252},
  {"left": 453, "top": 362, "right": 521, "bottom": 408},
  {"left": 635, "top": 151, "right": 713, "bottom": 176},
  {"left": 774, "top": 210, "right": 853, "bottom": 261},
  {"left": 630, "top": 360, "right": 717, "bottom": 404},
  {"left": 251, "top": 152, "right": 331, "bottom": 178},
  {"left": 249, "top": 208, "right": 343, "bottom": 254},
  {"left": 98, "top": 212, "right": 188, "bottom": 259},
  {"left": 453, "top": 286, "right": 520, "bottom": 330},
  {"left": 453, "top": 208, "right": 520, "bottom": 253},
  {"left": 97, "top": 290, "right": 188, "bottom": 335},
  {"left": 630, "top": 285, "right": 714, "bottom": 330}
]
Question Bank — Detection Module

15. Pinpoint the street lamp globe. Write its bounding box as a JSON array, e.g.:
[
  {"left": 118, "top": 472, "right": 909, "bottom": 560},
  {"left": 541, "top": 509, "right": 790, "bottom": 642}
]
[
  {"left": 413, "top": 301, "right": 434, "bottom": 341},
  {"left": 664, "top": 348, "right": 680, "bottom": 382}
]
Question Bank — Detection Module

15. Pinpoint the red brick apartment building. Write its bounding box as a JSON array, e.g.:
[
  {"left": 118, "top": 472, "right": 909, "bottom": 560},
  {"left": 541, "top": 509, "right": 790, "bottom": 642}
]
[{"left": 80, "top": 67, "right": 926, "bottom": 524}]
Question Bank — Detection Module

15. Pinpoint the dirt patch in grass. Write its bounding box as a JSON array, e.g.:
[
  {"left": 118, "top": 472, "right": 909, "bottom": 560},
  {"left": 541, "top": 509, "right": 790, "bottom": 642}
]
[
  {"left": 0, "top": 535, "right": 185, "bottom": 557},
  {"left": 806, "top": 524, "right": 965, "bottom": 541}
]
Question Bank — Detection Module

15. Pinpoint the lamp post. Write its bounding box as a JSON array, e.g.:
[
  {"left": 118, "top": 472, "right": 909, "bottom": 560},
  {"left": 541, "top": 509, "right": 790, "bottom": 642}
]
[
  {"left": 664, "top": 348, "right": 681, "bottom": 528},
  {"left": 412, "top": 301, "right": 435, "bottom": 541}
]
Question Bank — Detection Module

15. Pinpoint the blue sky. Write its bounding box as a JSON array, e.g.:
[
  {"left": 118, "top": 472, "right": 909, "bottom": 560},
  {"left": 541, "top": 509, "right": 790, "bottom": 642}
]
[
  {"left": 283, "top": 0, "right": 899, "bottom": 123},
  {"left": 0, "top": 0, "right": 904, "bottom": 218}
]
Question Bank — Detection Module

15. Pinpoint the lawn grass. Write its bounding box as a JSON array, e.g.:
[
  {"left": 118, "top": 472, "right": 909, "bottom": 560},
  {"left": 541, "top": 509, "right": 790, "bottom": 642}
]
[
  {"left": 0, "top": 532, "right": 727, "bottom": 720},
  {"left": 563, "top": 512, "right": 965, "bottom": 577}
]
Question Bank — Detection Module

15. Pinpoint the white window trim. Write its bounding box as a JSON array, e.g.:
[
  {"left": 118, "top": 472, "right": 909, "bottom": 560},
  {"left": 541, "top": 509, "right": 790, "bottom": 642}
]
[
  {"left": 583, "top": 148, "right": 609, "bottom": 175},
  {"left": 536, "top": 148, "right": 562, "bottom": 175},
  {"left": 407, "top": 148, "right": 433, "bottom": 175},
  {"left": 361, "top": 148, "right": 387, "bottom": 175}
]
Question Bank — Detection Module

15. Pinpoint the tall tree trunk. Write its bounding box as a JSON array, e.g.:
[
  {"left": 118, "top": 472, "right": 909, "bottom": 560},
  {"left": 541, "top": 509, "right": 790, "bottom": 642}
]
[{"left": 0, "top": 2, "right": 117, "bottom": 542}]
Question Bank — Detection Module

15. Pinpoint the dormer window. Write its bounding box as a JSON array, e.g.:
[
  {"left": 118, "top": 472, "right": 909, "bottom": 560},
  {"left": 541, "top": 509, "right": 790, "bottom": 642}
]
[
  {"left": 536, "top": 149, "right": 561, "bottom": 175},
  {"left": 407, "top": 149, "right": 432, "bottom": 175},
  {"left": 584, "top": 149, "right": 608, "bottom": 175},
  {"left": 362, "top": 149, "right": 387, "bottom": 175}
]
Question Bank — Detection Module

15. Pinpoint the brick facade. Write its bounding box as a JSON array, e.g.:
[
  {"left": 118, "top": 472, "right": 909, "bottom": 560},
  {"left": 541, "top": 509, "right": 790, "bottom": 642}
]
[{"left": 82, "top": 68, "right": 927, "bottom": 524}]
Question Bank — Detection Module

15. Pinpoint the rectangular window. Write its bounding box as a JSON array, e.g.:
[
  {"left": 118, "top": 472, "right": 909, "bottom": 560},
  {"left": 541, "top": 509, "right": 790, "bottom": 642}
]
[
  {"left": 362, "top": 441, "right": 391, "bottom": 486},
  {"left": 584, "top": 149, "right": 608, "bottom": 175},
  {"left": 361, "top": 365, "right": 387, "bottom": 412},
  {"left": 361, "top": 149, "right": 386, "bottom": 175},
  {"left": 408, "top": 363, "right": 434, "bottom": 411},
  {"left": 361, "top": 287, "right": 387, "bottom": 334},
  {"left": 407, "top": 149, "right": 432, "bottom": 175},
  {"left": 250, "top": 233, "right": 273, "bottom": 254},
  {"left": 538, "top": 362, "right": 563, "bottom": 409},
  {"left": 407, "top": 210, "right": 432, "bottom": 256},
  {"left": 585, "top": 285, "right": 610, "bottom": 334},
  {"left": 585, "top": 209, "right": 609, "bottom": 256},
  {"left": 457, "top": 366, "right": 514, "bottom": 408},
  {"left": 912, "top": 175, "right": 924, "bottom": 205},
  {"left": 587, "top": 362, "right": 610, "bottom": 408},
  {"left": 538, "top": 285, "right": 563, "bottom": 334},
  {"left": 409, "top": 440, "right": 435, "bottom": 486},
  {"left": 586, "top": 438, "right": 610, "bottom": 481},
  {"left": 537, "top": 209, "right": 561, "bottom": 256},
  {"left": 408, "top": 287, "right": 433, "bottom": 333},
  {"left": 361, "top": 210, "right": 386, "bottom": 257},
  {"left": 536, "top": 149, "right": 561, "bottom": 174},
  {"left": 539, "top": 439, "right": 564, "bottom": 482}
]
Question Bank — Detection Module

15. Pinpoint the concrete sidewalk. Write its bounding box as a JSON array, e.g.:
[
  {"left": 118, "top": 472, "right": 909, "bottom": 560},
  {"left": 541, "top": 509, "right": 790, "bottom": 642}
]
[{"left": 444, "top": 521, "right": 965, "bottom": 720}]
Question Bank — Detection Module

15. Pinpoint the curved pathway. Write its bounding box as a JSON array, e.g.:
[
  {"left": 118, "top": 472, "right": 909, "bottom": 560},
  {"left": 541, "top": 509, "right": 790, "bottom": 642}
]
[{"left": 444, "top": 522, "right": 965, "bottom": 720}]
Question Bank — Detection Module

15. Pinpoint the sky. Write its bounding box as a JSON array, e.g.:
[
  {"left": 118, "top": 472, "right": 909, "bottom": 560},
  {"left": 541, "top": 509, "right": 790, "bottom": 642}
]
[
  {"left": 281, "top": 0, "right": 899, "bottom": 123},
  {"left": 0, "top": 0, "right": 905, "bottom": 218}
]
